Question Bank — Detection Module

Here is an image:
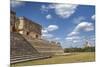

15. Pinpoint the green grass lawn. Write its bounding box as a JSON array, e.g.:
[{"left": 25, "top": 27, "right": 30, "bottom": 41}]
[{"left": 11, "top": 52, "right": 95, "bottom": 67}]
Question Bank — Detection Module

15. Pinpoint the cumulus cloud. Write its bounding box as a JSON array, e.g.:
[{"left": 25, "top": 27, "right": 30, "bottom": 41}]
[
  {"left": 73, "top": 16, "right": 85, "bottom": 24},
  {"left": 66, "top": 36, "right": 81, "bottom": 40},
  {"left": 67, "top": 31, "right": 79, "bottom": 36},
  {"left": 91, "top": 14, "right": 95, "bottom": 20},
  {"left": 48, "top": 37, "right": 61, "bottom": 42},
  {"left": 40, "top": 5, "right": 49, "bottom": 12},
  {"left": 41, "top": 3, "right": 78, "bottom": 18},
  {"left": 53, "top": 37, "right": 61, "bottom": 41},
  {"left": 42, "top": 29, "right": 48, "bottom": 33},
  {"left": 73, "top": 40, "right": 79, "bottom": 43},
  {"left": 46, "top": 14, "right": 52, "bottom": 19},
  {"left": 41, "top": 32, "right": 61, "bottom": 42},
  {"left": 47, "top": 25, "right": 59, "bottom": 31},
  {"left": 41, "top": 25, "right": 59, "bottom": 40},
  {"left": 11, "top": 0, "right": 24, "bottom": 7},
  {"left": 53, "top": 4, "right": 78, "bottom": 18},
  {"left": 75, "top": 22, "right": 94, "bottom": 31},
  {"left": 65, "top": 36, "right": 83, "bottom": 44},
  {"left": 42, "top": 33, "right": 54, "bottom": 39},
  {"left": 42, "top": 35, "right": 61, "bottom": 42},
  {"left": 89, "top": 35, "right": 95, "bottom": 41},
  {"left": 68, "top": 22, "right": 94, "bottom": 36},
  {"left": 42, "top": 25, "right": 59, "bottom": 34}
]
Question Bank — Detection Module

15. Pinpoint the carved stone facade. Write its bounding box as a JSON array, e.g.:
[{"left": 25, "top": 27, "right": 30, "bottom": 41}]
[{"left": 15, "top": 17, "right": 42, "bottom": 39}]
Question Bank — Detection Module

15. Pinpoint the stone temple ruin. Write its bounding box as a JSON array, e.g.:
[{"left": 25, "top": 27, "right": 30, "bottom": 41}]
[{"left": 10, "top": 11, "right": 64, "bottom": 63}]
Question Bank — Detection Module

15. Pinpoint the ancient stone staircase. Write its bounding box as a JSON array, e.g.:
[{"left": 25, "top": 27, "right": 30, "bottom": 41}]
[
  {"left": 22, "top": 35, "right": 64, "bottom": 55},
  {"left": 23, "top": 36, "right": 54, "bottom": 55},
  {"left": 10, "top": 32, "right": 51, "bottom": 63},
  {"left": 10, "top": 54, "right": 51, "bottom": 64}
]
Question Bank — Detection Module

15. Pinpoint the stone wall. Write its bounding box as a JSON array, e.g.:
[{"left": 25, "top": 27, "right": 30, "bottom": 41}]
[
  {"left": 15, "top": 17, "right": 42, "bottom": 39},
  {"left": 10, "top": 32, "right": 39, "bottom": 57},
  {"left": 10, "top": 11, "right": 16, "bottom": 32}
]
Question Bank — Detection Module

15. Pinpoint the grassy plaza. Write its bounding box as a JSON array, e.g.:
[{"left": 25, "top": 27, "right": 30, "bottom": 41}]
[{"left": 11, "top": 52, "right": 95, "bottom": 67}]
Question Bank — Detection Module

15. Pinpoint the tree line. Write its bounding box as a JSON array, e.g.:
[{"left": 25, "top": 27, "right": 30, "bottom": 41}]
[{"left": 64, "top": 47, "right": 95, "bottom": 52}]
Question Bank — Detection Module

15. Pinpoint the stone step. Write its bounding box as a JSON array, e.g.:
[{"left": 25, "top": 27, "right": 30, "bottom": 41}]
[{"left": 10, "top": 55, "right": 51, "bottom": 64}]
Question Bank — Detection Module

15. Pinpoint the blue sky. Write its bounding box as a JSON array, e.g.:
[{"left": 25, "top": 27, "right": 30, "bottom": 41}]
[{"left": 11, "top": 1, "right": 95, "bottom": 48}]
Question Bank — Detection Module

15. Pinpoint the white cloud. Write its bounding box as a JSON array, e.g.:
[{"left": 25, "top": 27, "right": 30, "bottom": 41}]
[
  {"left": 75, "top": 22, "right": 94, "bottom": 31},
  {"left": 11, "top": 0, "right": 24, "bottom": 7},
  {"left": 67, "top": 31, "right": 79, "bottom": 36},
  {"left": 47, "top": 25, "right": 59, "bottom": 31},
  {"left": 42, "top": 29, "right": 48, "bottom": 33},
  {"left": 53, "top": 37, "right": 61, "bottom": 41},
  {"left": 65, "top": 36, "right": 85, "bottom": 45},
  {"left": 53, "top": 4, "right": 78, "bottom": 18},
  {"left": 73, "top": 40, "right": 79, "bottom": 43},
  {"left": 68, "top": 22, "right": 94, "bottom": 36},
  {"left": 66, "top": 36, "right": 81, "bottom": 40},
  {"left": 65, "top": 35, "right": 95, "bottom": 47},
  {"left": 41, "top": 25, "right": 59, "bottom": 40},
  {"left": 65, "top": 36, "right": 83, "bottom": 45},
  {"left": 46, "top": 14, "right": 52, "bottom": 19},
  {"left": 40, "top": 4, "right": 55, "bottom": 12},
  {"left": 47, "top": 37, "right": 61, "bottom": 42},
  {"left": 40, "top": 5, "right": 49, "bottom": 12},
  {"left": 89, "top": 35, "right": 95, "bottom": 41},
  {"left": 42, "top": 33, "right": 54, "bottom": 39},
  {"left": 41, "top": 3, "right": 78, "bottom": 18},
  {"left": 91, "top": 14, "right": 95, "bottom": 20},
  {"left": 73, "top": 16, "right": 85, "bottom": 24},
  {"left": 42, "top": 32, "right": 61, "bottom": 42},
  {"left": 42, "top": 25, "right": 59, "bottom": 34}
]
